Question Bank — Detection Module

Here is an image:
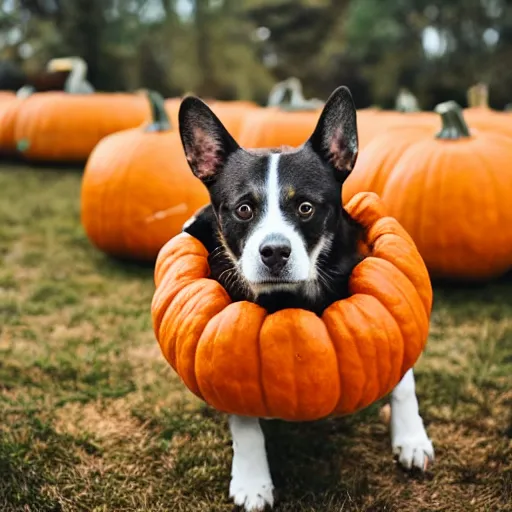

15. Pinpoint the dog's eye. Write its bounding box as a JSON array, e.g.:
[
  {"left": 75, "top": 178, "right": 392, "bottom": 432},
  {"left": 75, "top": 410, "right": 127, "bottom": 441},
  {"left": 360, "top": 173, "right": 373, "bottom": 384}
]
[
  {"left": 298, "top": 202, "right": 314, "bottom": 219},
  {"left": 235, "top": 204, "right": 254, "bottom": 221}
]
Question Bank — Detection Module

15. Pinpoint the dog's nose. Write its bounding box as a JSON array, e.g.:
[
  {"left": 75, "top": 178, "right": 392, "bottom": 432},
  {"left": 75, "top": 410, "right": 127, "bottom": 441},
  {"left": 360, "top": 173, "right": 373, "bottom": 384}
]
[{"left": 259, "top": 235, "right": 292, "bottom": 274}]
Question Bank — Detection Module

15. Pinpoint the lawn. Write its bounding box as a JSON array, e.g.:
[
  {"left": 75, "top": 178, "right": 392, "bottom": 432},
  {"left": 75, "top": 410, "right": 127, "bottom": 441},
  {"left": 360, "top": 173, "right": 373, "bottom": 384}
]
[{"left": 0, "top": 164, "right": 510, "bottom": 512}]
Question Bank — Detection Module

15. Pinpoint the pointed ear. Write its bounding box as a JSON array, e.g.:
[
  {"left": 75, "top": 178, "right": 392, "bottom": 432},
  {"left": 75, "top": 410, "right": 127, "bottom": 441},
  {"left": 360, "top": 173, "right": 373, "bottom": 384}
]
[
  {"left": 307, "top": 86, "right": 358, "bottom": 182},
  {"left": 178, "top": 96, "right": 239, "bottom": 184}
]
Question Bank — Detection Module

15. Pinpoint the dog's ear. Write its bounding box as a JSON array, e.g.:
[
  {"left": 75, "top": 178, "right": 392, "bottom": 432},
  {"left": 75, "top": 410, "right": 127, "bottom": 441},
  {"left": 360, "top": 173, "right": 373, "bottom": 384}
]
[
  {"left": 306, "top": 86, "right": 358, "bottom": 182},
  {"left": 179, "top": 96, "right": 239, "bottom": 184}
]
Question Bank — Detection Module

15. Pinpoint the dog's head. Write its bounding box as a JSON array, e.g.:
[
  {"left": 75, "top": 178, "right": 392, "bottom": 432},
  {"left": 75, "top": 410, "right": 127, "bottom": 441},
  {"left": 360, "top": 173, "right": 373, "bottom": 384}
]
[{"left": 179, "top": 86, "right": 358, "bottom": 298}]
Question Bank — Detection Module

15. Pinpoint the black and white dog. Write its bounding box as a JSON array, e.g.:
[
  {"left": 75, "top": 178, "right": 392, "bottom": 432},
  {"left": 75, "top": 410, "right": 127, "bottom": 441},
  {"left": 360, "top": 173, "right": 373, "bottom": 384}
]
[{"left": 178, "top": 86, "right": 434, "bottom": 512}]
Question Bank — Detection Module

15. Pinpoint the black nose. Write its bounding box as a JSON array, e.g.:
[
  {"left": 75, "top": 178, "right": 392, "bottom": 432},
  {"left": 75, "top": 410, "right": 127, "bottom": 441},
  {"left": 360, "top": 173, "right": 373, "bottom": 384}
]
[{"left": 259, "top": 235, "right": 292, "bottom": 274}]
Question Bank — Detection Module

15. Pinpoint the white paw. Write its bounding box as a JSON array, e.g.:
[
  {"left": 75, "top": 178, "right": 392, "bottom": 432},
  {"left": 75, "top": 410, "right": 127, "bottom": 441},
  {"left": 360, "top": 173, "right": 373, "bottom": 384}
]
[
  {"left": 229, "top": 477, "right": 274, "bottom": 511},
  {"left": 392, "top": 432, "right": 434, "bottom": 471}
]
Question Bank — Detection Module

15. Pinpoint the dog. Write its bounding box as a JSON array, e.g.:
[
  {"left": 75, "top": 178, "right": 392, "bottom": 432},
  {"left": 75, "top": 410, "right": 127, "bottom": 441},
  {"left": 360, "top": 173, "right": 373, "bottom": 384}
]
[{"left": 178, "top": 86, "right": 434, "bottom": 512}]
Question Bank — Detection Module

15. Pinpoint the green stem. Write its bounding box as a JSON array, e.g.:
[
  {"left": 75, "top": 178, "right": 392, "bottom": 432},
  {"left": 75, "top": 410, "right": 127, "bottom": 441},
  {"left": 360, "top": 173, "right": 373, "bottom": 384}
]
[
  {"left": 145, "top": 90, "right": 172, "bottom": 132},
  {"left": 434, "top": 101, "right": 471, "bottom": 140}
]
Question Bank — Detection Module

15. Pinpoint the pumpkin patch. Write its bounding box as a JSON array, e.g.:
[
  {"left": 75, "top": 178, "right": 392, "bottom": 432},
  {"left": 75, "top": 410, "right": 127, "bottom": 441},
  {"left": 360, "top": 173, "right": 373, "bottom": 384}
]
[{"left": 151, "top": 192, "right": 432, "bottom": 421}]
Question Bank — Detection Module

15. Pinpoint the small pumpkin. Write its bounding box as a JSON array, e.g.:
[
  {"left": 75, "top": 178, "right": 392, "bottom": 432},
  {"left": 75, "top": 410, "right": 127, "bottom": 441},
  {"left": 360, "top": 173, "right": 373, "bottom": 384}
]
[
  {"left": 152, "top": 192, "right": 432, "bottom": 421},
  {"left": 81, "top": 91, "right": 209, "bottom": 261},
  {"left": 14, "top": 91, "right": 151, "bottom": 162},
  {"left": 378, "top": 101, "right": 512, "bottom": 279}
]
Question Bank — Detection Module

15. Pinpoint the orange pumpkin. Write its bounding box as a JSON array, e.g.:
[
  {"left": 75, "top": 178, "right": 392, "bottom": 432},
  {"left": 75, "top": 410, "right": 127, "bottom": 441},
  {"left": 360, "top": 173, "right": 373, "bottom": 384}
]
[
  {"left": 163, "top": 97, "right": 257, "bottom": 139},
  {"left": 378, "top": 101, "right": 512, "bottom": 279},
  {"left": 0, "top": 95, "right": 23, "bottom": 155},
  {"left": 152, "top": 192, "right": 432, "bottom": 421},
  {"left": 14, "top": 91, "right": 151, "bottom": 162},
  {"left": 464, "top": 83, "right": 512, "bottom": 139},
  {"left": 210, "top": 100, "right": 259, "bottom": 139},
  {"left": 343, "top": 124, "right": 434, "bottom": 202},
  {"left": 81, "top": 91, "right": 209, "bottom": 261},
  {"left": 356, "top": 110, "right": 437, "bottom": 150},
  {"left": 238, "top": 78, "right": 322, "bottom": 148},
  {"left": 0, "top": 91, "right": 15, "bottom": 102}
]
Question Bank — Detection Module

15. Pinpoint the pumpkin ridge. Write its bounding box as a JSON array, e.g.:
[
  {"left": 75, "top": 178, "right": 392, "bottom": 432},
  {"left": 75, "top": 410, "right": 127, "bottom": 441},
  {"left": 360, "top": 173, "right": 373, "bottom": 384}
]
[
  {"left": 344, "top": 192, "right": 385, "bottom": 228},
  {"left": 322, "top": 299, "right": 366, "bottom": 414},
  {"left": 369, "top": 226, "right": 432, "bottom": 314},
  {"left": 196, "top": 310, "right": 227, "bottom": 407},
  {"left": 158, "top": 277, "right": 220, "bottom": 368},
  {"left": 174, "top": 281, "right": 224, "bottom": 397},
  {"left": 358, "top": 302, "right": 394, "bottom": 398},
  {"left": 350, "top": 257, "right": 427, "bottom": 373},
  {"left": 256, "top": 321, "right": 270, "bottom": 417},
  {"left": 154, "top": 234, "right": 209, "bottom": 286},
  {"left": 342, "top": 302, "right": 379, "bottom": 409},
  {"left": 156, "top": 279, "right": 199, "bottom": 368}
]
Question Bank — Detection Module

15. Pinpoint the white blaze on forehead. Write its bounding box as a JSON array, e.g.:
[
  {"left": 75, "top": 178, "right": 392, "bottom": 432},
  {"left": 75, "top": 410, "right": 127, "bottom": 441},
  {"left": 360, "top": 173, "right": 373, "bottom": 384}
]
[
  {"left": 240, "top": 153, "right": 311, "bottom": 288},
  {"left": 265, "top": 153, "right": 282, "bottom": 225}
]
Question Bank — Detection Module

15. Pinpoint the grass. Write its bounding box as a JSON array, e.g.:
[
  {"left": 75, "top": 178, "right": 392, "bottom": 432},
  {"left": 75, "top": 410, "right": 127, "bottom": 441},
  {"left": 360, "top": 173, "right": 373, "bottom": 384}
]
[{"left": 0, "top": 164, "right": 511, "bottom": 512}]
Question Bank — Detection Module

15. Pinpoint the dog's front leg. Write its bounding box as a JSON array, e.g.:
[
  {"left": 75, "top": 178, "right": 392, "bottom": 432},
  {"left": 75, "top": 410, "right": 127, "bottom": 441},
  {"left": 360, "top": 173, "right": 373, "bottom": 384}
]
[
  {"left": 390, "top": 369, "right": 434, "bottom": 470},
  {"left": 229, "top": 415, "right": 274, "bottom": 511}
]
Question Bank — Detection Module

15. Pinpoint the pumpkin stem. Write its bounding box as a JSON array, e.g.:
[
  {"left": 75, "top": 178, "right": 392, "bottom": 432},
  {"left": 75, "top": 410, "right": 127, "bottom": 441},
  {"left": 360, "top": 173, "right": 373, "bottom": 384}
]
[
  {"left": 267, "top": 77, "right": 322, "bottom": 111},
  {"left": 435, "top": 101, "right": 471, "bottom": 140},
  {"left": 467, "top": 83, "right": 489, "bottom": 109},
  {"left": 395, "top": 87, "right": 420, "bottom": 112},
  {"left": 145, "top": 90, "right": 172, "bottom": 132}
]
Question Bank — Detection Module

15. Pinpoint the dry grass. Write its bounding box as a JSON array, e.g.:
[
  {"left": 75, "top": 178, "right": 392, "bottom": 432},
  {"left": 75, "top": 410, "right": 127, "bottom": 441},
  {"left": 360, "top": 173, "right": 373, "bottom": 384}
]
[{"left": 0, "top": 164, "right": 511, "bottom": 512}]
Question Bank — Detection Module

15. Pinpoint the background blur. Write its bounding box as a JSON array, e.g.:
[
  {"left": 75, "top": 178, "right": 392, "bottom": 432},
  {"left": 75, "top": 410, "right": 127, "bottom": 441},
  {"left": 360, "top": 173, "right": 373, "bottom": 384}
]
[{"left": 1, "top": 0, "right": 511, "bottom": 109}]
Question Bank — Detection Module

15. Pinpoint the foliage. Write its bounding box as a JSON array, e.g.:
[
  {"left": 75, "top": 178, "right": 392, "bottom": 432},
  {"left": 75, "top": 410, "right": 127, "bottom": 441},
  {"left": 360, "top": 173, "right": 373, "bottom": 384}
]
[{"left": 1, "top": 0, "right": 511, "bottom": 107}]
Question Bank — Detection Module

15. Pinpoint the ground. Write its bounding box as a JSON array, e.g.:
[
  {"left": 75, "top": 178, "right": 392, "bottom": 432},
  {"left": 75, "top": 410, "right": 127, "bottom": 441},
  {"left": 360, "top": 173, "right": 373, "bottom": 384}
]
[{"left": 0, "top": 165, "right": 510, "bottom": 512}]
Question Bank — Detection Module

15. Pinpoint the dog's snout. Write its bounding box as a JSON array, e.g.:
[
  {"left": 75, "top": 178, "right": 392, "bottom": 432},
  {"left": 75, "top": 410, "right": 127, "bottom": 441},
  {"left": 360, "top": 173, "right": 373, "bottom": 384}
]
[{"left": 259, "top": 235, "right": 291, "bottom": 274}]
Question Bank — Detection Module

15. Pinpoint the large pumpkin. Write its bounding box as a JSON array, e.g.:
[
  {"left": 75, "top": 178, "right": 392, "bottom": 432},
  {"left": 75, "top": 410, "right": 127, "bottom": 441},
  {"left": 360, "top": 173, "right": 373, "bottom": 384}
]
[
  {"left": 0, "top": 95, "right": 24, "bottom": 155},
  {"left": 464, "top": 83, "right": 512, "bottom": 139},
  {"left": 81, "top": 91, "right": 209, "bottom": 261},
  {"left": 342, "top": 124, "right": 434, "bottom": 201},
  {"left": 378, "top": 101, "right": 512, "bottom": 279},
  {"left": 0, "top": 91, "right": 15, "bottom": 102},
  {"left": 14, "top": 91, "right": 151, "bottom": 162},
  {"left": 152, "top": 192, "right": 432, "bottom": 421},
  {"left": 238, "top": 77, "right": 322, "bottom": 148},
  {"left": 163, "top": 97, "right": 257, "bottom": 140},
  {"left": 210, "top": 100, "right": 259, "bottom": 139},
  {"left": 356, "top": 110, "right": 437, "bottom": 150}
]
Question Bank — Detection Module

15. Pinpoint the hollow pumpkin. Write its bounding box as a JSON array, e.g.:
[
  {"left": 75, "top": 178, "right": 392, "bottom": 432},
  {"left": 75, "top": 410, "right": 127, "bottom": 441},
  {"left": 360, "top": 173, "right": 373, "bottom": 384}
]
[
  {"left": 14, "top": 91, "right": 151, "bottom": 162},
  {"left": 81, "top": 91, "right": 209, "bottom": 261},
  {"left": 379, "top": 101, "right": 512, "bottom": 279},
  {"left": 152, "top": 192, "right": 432, "bottom": 421}
]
